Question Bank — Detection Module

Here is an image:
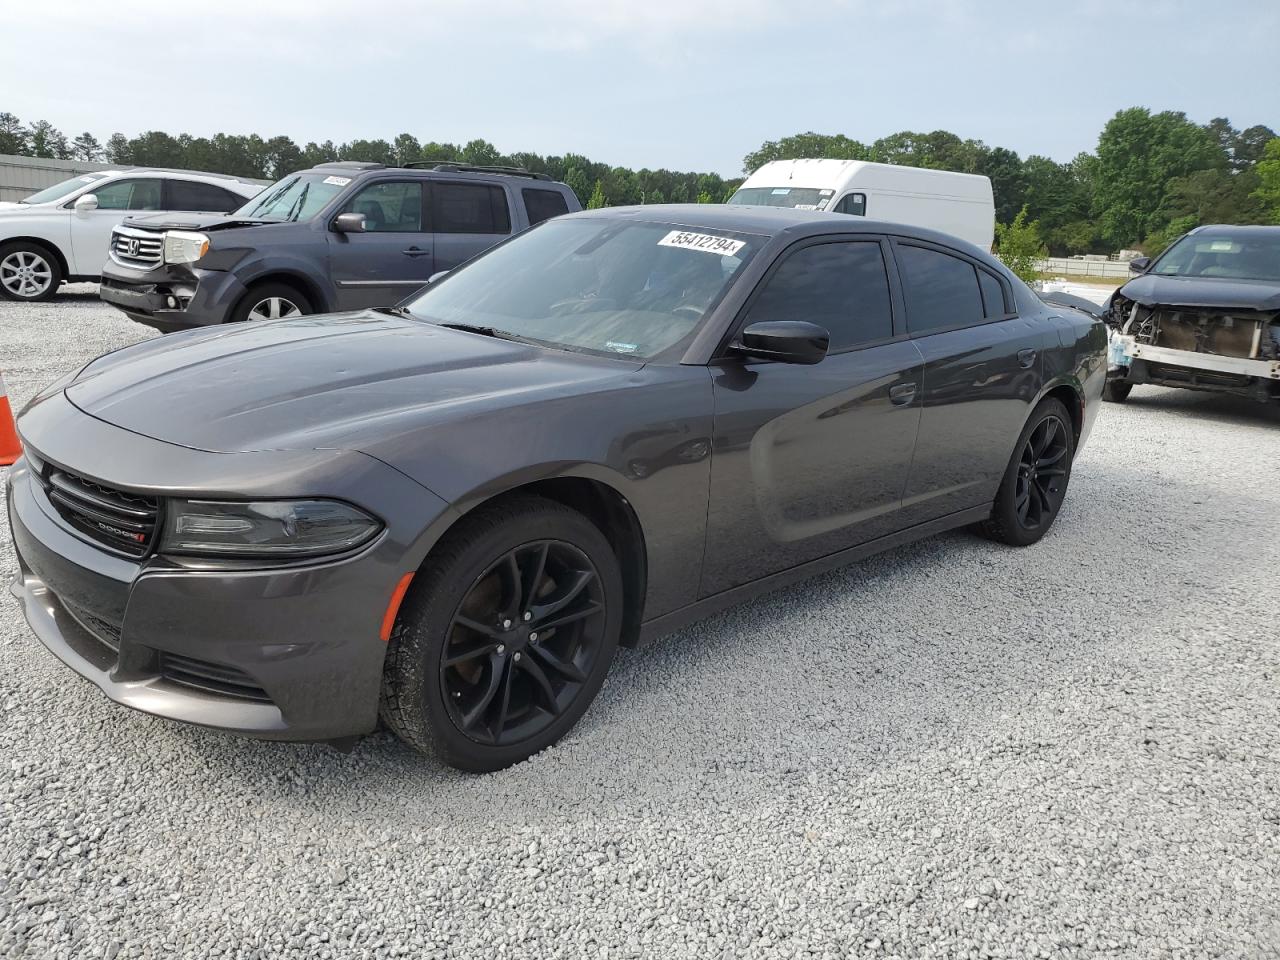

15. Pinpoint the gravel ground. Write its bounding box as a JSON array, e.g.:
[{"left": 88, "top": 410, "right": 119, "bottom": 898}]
[{"left": 1, "top": 290, "right": 1279, "bottom": 960}]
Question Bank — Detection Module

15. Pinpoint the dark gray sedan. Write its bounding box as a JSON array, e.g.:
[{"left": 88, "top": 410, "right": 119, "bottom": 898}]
[{"left": 6, "top": 206, "right": 1105, "bottom": 771}]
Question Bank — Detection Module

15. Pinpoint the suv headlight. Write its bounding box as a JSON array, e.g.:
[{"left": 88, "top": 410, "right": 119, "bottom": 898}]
[
  {"left": 163, "top": 230, "right": 210, "bottom": 264},
  {"left": 161, "top": 499, "right": 381, "bottom": 558}
]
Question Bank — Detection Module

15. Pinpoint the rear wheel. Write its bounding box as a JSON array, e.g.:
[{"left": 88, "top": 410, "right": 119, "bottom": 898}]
[
  {"left": 229, "top": 282, "right": 312, "bottom": 324},
  {"left": 380, "top": 495, "right": 623, "bottom": 772},
  {"left": 1102, "top": 380, "right": 1133, "bottom": 403},
  {"left": 978, "top": 398, "right": 1075, "bottom": 547},
  {"left": 0, "top": 241, "right": 62, "bottom": 302}
]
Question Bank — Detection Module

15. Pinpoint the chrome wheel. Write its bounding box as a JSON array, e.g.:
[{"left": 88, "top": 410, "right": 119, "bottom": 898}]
[
  {"left": 245, "top": 296, "right": 303, "bottom": 322},
  {"left": 0, "top": 250, "right": 53, "bottom": 299},
  {"left": 441, "top": 539, "right": 606, "bottom": 746}
]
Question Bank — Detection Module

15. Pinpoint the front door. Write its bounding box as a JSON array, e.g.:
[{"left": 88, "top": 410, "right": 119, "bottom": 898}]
[
  {"left": 328, "top": 179, "right": 434, "bottom": 310},
  {"left": 700, "top": 237, "right": 924, "bottom": 597},
  {"left": 69, "top": 177, "right": 164, "bottom": 275},
  {"left": 429, "top": 180, "right": 514, "bottom": 273}
]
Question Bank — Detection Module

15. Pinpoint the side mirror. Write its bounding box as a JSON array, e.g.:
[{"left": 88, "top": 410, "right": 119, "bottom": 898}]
[
  {"left": 731, "top": 321, "right": 830, "bottom": 365},
  {"left": 333, "top": 212, "right": 367, "bottom": 234},
  {"left": 74, "top": 193, "right": 98, "bottom": 214},
  {"left": 1128, "top": 256, "right": 1151, "bottom": 274},
  {"left": 427, "top": 270, "right": 450, "bottom": 284}
]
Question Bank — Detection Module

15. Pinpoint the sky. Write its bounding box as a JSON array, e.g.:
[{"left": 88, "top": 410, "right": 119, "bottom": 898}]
[{"left": 4, "top": 0, "right": 1277, "bottom": 177}]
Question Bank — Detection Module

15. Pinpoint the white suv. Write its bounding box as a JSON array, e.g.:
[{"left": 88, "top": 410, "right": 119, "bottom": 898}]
[{"left": 0, "top": 168, "right": 264, "bottom": 303}]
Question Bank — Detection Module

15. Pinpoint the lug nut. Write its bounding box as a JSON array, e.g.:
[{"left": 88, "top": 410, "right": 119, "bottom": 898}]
[
  {"left": 529, "top": 632, "right": 538, "bottom": 643},
  {"left": 502, "top": 619, "right": 512, "bottom": 630},
  {"left": 496, "top": 644, "right": 506, "bottom": 655},
  {"left": 513, "top": 652, "right": 522, "bottom": 662},
  {"left": 523, "top": 612, "right": 532, "bottom": 621}
]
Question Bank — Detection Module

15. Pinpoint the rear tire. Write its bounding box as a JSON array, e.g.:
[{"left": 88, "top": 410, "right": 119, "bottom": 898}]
[
  {"left": 978, "top": 397, "right": 1075, "bottom": 547},
  {"left": 0, "top": 241, "right": 62, "bottom": 302},
  {"left": 228, "top": 282, "right": 312, "bottom": 324},
  {"left": 380, "top": 495, "right": 623, "bottom": 772},
  {"left": 1102, "top": 380, "right": 1133, "bottom": 403}
]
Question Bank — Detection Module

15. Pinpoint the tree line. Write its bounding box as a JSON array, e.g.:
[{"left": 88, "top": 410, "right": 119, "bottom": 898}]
[{"left": 3, "top": 107, "right": 1278, "bottom": 256}]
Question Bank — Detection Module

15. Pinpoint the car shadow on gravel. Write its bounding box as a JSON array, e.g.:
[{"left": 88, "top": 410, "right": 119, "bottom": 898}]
[{"left": 1122, "top": 388, "right": 1280, "bottom": 427}]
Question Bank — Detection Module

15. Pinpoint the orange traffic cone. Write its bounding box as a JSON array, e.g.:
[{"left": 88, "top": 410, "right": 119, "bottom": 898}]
[{"left": 0, "top": 371, "right": 22, "bottom": 466}]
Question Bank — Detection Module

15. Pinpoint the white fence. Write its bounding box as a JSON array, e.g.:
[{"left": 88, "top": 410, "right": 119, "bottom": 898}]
[{"left": 1036, "top": 257, "right": 1133, "bottom": 279}]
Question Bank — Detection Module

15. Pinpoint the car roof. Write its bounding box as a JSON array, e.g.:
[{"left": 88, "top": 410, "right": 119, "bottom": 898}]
[
  {"left": 99, "top": 167, "right": 267, "bottom": 188},
  {"left": 563, "top": 203, "right": 994, "bottom": 255},
  {"left": 1187, "top": 224, "right": 1280, "bottom": 237}
]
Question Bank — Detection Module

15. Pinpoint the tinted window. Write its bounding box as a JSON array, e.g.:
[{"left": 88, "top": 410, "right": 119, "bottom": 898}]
[
  {"left": 522, "top": 188, "right": 571, "bottom": 226},
  {"left": 432, "top": 182, "right": 511, "bottom": 234},
  {"left": 897, "top": 244, "right": 985, "bottom": 334},
  {"left": 93, "top": 178, "right": 163, "bottom": 211},
  {"left": 834, "top": 193, "right": 866, "bottom": 216},
  {"left": 343, "top": 181, "right": 423, "bottom": 232},
  {"left": 168, "top": 180, "right": 241, "bottom": 212},
  {"left": 744, "top": 241, "right": 894, "bottom": 351},
  {"left": 978, "top": 269, "right": 1007, "bottom": 318}
]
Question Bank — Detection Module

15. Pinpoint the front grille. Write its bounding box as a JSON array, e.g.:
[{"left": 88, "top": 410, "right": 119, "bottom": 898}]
[
  {"left": 44, "top": 469, "right": 160, "bottom": 558},
  {"left": 110, "top": 229, "right": 164, "bottom": 268},
  {"left": 159, "top": 652, "right": 271, "bottom": 702}
]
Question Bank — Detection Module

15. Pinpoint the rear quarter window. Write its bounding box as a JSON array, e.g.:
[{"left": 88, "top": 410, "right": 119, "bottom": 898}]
[{"left": 522, "top": 188, "right": 571, "bottom": 226}]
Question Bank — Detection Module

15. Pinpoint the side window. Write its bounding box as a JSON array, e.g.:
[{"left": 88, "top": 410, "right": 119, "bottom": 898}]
[
  {"left": 743, "top": 241, "right": 894, "bottom": 352},
  {"left": 432, "top": 182, "right": 511, "bottom": 235},
  {"left": 168, "top": 180, "right": 241, "bottom": 212},
  {"left": 896, "top": 244, "right": 985, "bottom": 334},
  {"left": 342, "top": 181, "right": 423, "bottom": 232},
  {"left": 522, "top": 188, "right": 570, "bottom": 226},
  {"left": 978, "top": 268, "right": 1009, "bottom": 318},
  {"left": 92, "top": 178, "right": 163, "bottom": 211},
  {"left": 833, "top": 193, "right": 866, "bottom": 216}
]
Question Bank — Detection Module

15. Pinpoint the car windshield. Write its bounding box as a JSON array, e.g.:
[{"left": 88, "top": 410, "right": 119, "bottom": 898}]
[
  {"left": 402, "top": 217, "right": 761, "bottom": 359},
  {"left": 1152, "top": 232, "right": 1280, "bottom": 282},
  {"left": 232, "top": 173, "right": 347, "bottom": 222},
  {"left": 21, "top": 173, "right": 109, "bottom": 204},
  {"left": 728, "top": 186, "right": 833, "bottom": 210}
]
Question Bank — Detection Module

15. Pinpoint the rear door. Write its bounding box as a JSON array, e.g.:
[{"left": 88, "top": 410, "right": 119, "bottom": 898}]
[
  {"left": 327, "top": 179, "right": 434, "bottom": 309},
  {"left": 429, "top": 180, "right": 513, "bottom": 272},
  {"left": 700, "top": 236, "right": 925, "bottom": 597},
  {"left": 69, "top": 176, "right": 165, "bottom": 275},
  {"left": 889, "top": 239, "right": 1049, "bottom": 526}
]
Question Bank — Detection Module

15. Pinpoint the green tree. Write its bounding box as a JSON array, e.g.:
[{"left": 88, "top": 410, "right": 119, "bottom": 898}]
[
  {"left": 70, "top": 132, "right": 103, "bottom": 162},
  {"left": 1253, "top": 138, "right": 1280, "bottom": 224},
  {"left": 392, "top": 133, "right": 421, "bottom": 167},
  {"left": 994, "top": 206, "right": 1045, "bottom": 285},
  {"left": 27, "top": 120, "right": 70, "bottom": 159},
  {"left": 1158, "top": 167, "right": 1265, "bottom": 226},
  {"left": 742, "top": 132, "right": 869, "bottom": 174},
  {"left": 1141, "top": 215, "right": 1199, "bottom": 257},
  {"left": 0, "top": 112, "right": 28, "bottom": 154},
  {"left": 104, "top": 133, "right": 131, "bottom": 164},
  {"left": 564, "top": 167, "right": 590, "bottom": 206},
  {"left": 586, "top": 180, "right": 608, "bottom": 209},
  {"left": 1092, "top": 108, "right": 1224, "bottom": 246}
]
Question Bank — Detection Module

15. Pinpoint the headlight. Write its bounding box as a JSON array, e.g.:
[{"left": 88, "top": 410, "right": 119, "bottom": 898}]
[
  {"left": 161, "top": 499, "right": 381, "bottom": 558},
  {"left": 163, "top": 230, "right": 210, "bottom": 264}
]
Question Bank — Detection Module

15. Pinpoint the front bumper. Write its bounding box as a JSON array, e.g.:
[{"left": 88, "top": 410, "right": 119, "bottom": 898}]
[
  {"left": 1108, "top": 332, "right": 1280, "bottom": 401},
  {"left": 5, "top": 396, "right": 451, "bottom": 742},
  {"left": 100, "top": 260, "right": 247, "bottom": 333}
]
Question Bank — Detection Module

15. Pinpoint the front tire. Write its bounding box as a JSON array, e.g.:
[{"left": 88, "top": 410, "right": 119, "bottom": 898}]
[
  {"left": 0, "top": 241, "right": 62, "bottom": 302},
  {"left": 978, "top": 397, "right": 1075, "bottom": 547},
  {"left": 228, "top": 282, "right": 312, "bottom": 324},
  {"left": 1102, "top": 380, "right": 1133, "bottom": 403},
  {"left": 380, "top": 495, "right": 623, "bottom": 772}
]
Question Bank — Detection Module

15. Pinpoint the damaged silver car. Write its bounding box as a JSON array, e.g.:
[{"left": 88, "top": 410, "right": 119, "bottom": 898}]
[{"left": 1103, "top": 225, "right": 1280, "bottom": 404}]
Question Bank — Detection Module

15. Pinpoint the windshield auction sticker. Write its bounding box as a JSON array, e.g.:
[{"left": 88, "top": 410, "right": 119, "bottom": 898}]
[
  {"left": 323, "top": 176, "right": 352, "bottom": 186},
  {"left": 658, "top": 230, "right": 746, "bottom": 257}
]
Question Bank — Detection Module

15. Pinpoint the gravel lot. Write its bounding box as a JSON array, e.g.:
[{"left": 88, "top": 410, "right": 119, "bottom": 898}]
[{"left": 2, "top": 290, "right": 1279, "bottom": 960}]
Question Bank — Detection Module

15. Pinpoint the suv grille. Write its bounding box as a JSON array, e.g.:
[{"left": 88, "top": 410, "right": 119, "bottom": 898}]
[
  {"left": 159, "top": 652, "right": 271, "bottom": 702},
  {"left": 44, "top": 469, "right": 160, "bottom": 557},
  {"left": 110, "top": 229, "right": 164, "bottom": 268}
]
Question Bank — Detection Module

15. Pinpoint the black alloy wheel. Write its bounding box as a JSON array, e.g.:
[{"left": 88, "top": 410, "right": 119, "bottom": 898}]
[
  {"left": 977, "top": 397, "right": 1075, "bottom": 547},
  {"left": 1013, "top": 414, "right": 1070, "bottom": 531},
  {"left": 441, "top": 540, "right": 606, "bottom": 745},
  {"left": 380, "top": 495, "right": 623, "bottom": 772}
]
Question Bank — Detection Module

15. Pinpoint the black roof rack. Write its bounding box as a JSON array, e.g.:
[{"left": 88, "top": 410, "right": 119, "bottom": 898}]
[
  {"left": 403, "top": 162, "right": 552, "bottom": 181},
  {"left": 313, "top": 161, "right": 385, "bottom": 170}
]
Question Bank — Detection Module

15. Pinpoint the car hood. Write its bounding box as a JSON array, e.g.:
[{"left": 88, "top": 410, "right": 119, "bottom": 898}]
[
  {"left": 122, "top": 212, "right": 272, "bottom": 232},
  {"left": 65, "top": 311, "right": 641, "bottom": 454},
  {"left": 0, "top": 201, "right": 25, "bottom": 211},
  {"left": 1119, "top": 273, "right": 1280, "bottom": 311}
]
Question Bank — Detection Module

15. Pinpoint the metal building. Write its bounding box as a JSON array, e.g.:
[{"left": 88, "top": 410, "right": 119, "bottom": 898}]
[{"left": 0, "top": 153, "right": 121, "bottom": 203}]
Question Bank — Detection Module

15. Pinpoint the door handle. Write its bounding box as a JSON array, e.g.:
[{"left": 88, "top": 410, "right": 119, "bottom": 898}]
[
  {"left": 401, "top": 247, "right": 429, "bottom": 258},
  {"left": 889, "top": 382, "right": 917, "bottom": 406},
  {"left": 1018, "top": 348, "right": 1038, "bottom": 368}
]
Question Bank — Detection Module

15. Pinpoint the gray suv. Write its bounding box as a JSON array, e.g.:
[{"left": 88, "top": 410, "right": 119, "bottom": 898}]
[{"left": 99, "top": 162, "right": 580, "bottom": 331}]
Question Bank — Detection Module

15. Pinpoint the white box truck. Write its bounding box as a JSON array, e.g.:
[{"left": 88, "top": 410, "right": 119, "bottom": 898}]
[{"left": 728, "top": 159, "right": 995, "bottom": 251}]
